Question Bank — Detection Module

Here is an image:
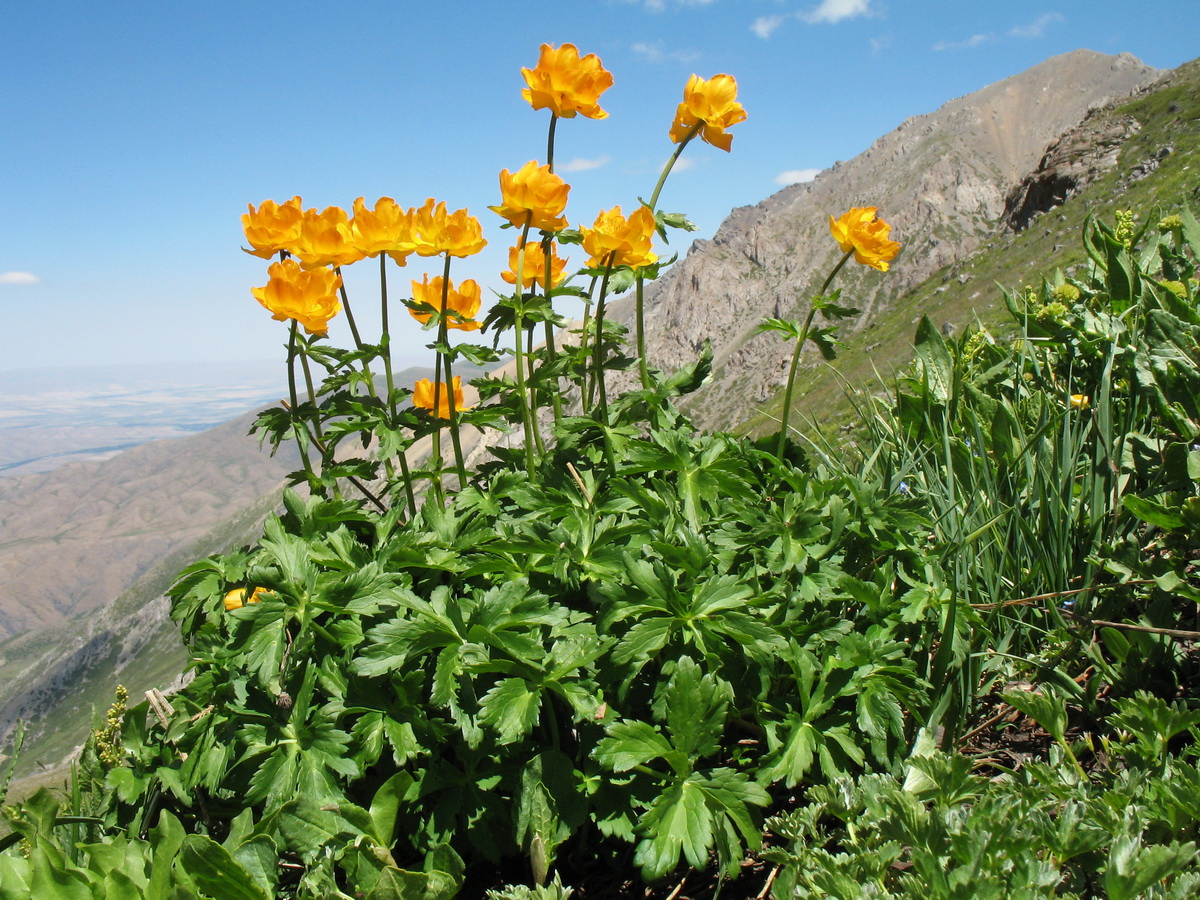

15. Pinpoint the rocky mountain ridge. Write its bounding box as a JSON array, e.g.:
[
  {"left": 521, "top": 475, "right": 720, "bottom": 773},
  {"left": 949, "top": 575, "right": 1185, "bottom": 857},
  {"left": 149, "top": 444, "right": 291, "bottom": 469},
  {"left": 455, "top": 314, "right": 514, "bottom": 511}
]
[{"left": 618, "top": 49, "right": 1163, "bottom": 431}]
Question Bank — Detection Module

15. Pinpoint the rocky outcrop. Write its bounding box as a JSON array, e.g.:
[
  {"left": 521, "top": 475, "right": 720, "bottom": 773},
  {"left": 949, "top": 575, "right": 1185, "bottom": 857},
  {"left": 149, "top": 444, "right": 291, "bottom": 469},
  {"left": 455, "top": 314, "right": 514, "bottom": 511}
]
[
  {"left": 1004, "top": 112, "right": 1142, "bottom": 231},
  {"left": 616, "top": 50, "right": 1162, "bottom": 431}
]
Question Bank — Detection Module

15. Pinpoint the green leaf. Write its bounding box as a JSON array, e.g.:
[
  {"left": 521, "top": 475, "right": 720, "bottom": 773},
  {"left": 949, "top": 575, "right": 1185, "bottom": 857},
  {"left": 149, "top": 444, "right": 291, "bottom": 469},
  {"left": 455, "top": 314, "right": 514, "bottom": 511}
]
[
  {"left": 478, "top": 677, "right": 542, "bottom": 744},
  {"left": 635, "top": 777, "right": 711, "bottom": 879},
  {"left": 664, "top": 657, "right": 729, "bottom": 762},
  {"left": 368, "top": 772, "right": 415, "bottom": 849},
  {"left": 1104, "top": 834, "right": 1196, "bottom": 900},
  {"left": 913, "top": 315, "right": 954, "bottom": 404},
  {"left": 595, "top": 721, "right": 675, "bottom": 772},
  {"left": 179, "top": 835, "right": 272, "bottom": 900}
]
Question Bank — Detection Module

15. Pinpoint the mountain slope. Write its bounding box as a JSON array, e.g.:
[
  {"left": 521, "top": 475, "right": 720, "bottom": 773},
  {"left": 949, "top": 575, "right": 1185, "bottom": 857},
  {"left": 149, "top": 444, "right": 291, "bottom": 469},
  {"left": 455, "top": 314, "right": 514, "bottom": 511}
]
[
  {"left": 740, "top": 55, "right": 1200, "bottom": 436},
  {"left": 618, "top": 50, "right": 1162, "bottom": 431}
]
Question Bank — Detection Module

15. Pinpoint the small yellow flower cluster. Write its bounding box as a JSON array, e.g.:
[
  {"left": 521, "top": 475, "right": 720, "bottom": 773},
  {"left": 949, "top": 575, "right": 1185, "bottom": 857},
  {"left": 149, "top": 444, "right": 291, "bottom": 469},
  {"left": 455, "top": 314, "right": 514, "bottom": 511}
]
[{"left": 243, "top": 197, "right": 488, "bottom": 336}]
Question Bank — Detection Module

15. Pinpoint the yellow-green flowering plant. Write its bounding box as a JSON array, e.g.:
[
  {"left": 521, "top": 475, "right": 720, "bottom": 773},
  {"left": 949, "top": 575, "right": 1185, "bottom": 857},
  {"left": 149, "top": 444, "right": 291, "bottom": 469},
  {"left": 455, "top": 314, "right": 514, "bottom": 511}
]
[{"left": 11, "top": 28, "right": 1200, "bottom": 895}]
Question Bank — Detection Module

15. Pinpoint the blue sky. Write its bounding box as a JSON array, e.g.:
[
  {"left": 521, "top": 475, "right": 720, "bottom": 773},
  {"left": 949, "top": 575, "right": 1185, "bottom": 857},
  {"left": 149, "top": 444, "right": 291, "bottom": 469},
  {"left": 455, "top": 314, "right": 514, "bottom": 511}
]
[{"left": 2, "top": 0, "right": 1194, "bottom": 375}]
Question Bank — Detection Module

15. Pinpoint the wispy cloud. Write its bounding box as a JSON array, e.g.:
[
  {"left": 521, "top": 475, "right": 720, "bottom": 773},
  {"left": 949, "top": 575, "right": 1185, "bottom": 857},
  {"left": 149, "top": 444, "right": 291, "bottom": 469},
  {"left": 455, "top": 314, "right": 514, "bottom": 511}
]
[
  {"left": 619, "top": 0, "right": 717, "bottom": 11},
  {"left": 751, "top": 14, "right": 790, "bottom": 39},
  {"left": 631, "top": 40, "right": 701, "bottom": 63},
  {"left": 775, "top": 168, "right": 822, "bottom": 185},
  {"left": 1008, "top": 12, "right": 1064, "bottom": 39},
  {"left": 0, "top": 272, "right": 39, "bottom": 285},
  {"left": 801, "top": 0, "right": 874, "bottom": 25},
  {"left": 558, "top": 155, "right": 612, "bottom": 173},
  {"left": 671, "top": 157, "right": 698, "bottom": 173},
  {"left": 870, "top": 34, "right": 892, "bottom": 53},
  {"left": 932, "top": 33, "right": 992, "bottom": 51}
]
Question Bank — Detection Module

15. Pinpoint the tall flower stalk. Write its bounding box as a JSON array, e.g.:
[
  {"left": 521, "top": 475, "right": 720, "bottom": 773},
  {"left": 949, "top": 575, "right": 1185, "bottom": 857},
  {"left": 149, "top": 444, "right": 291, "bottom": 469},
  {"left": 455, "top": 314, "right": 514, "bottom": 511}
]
[{"left": 765, "top": 207, "right": 901, "bottom": 459}]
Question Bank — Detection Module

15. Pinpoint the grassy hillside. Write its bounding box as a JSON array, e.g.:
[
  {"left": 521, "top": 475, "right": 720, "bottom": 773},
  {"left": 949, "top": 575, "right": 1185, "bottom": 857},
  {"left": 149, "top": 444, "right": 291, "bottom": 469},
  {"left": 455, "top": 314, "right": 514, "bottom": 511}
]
[{"left": 743, "top": 57, "right": 1200, "bottom": 438}]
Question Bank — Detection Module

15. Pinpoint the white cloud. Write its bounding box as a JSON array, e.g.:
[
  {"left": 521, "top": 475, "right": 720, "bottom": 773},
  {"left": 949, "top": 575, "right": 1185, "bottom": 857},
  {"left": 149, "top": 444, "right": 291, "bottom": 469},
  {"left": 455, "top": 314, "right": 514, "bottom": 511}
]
[
  {"left": 631, "top": 40, "right": 701, "bottom": 63},
  {"left": 0, "top": 272, "right": 39, "bottom": 285},
  {"left": 1008, "top": 12, "right": 1064, "bottom": 39},
  {"left": 751, "top": 14, "right": 790, "bottom": 39},
  {"left": 619, "top": 0, "right": 717, "bottom": 10},
  {"left": 558, "top": 155, "right": 612, "bottom": 173},
  {"left": 802, "top": 0, "right": 873, "bottom": 25},
  {"left": 775, "top": 168, "right": 822, "bottom": 185},
  {"left": 932, "top": 33, "right": 992, "bottom": 51}
]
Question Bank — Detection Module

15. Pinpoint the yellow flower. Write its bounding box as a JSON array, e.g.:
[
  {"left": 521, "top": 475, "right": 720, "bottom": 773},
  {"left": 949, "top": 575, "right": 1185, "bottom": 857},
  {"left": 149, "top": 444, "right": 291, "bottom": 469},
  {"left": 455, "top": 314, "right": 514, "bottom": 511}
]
[
  {"left": 521, "top": 43, "right": 613, "bottom": 120},
  {"left": 668, "top": 74, "right": 747, "bottom": 152},
  {"left": 502, "top": 240, "right": 569, "bottom": 290},
  {"left": 490, "top": 161, "right": 570, "bottom": 232},
  {"left": 411, "top": 198, "right": 487, "bottom": 258},
  {"left": 580, "top": 206, "right": 658, "bottom": 270},
  {"left": 292, "top": 206, "right": 365, "bottom": 269},
  {"left": 251, "top": 258, "right": 343, "bottom": 335},
  {"left": 223, "top": 587, "right": 271, "bottom": 611},
  {"left": 1070, "top": 394, "right": 1090, "bottom": 410},
  {"left": 829, "top": 206, "right": 901, "bottom": 271},
  {"left": 412, "top": 376, "right": 468, "bottom": 419},
  {"left": 350, "top": 196, "right": 414, "bottom": 264},
  {"left": 242, "top": 196, "right": 303, "bottom": 259},
  {"left": 409, "top": 275, "right": 482, "bottom": 331}
]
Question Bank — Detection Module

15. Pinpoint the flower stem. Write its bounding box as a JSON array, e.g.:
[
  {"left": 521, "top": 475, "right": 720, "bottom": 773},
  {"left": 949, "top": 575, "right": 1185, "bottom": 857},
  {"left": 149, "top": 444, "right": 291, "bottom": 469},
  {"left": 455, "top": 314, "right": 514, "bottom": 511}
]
[
  {"left": 775, "top": 249, "right": 854, "bottom": 459},
  {"left": 286, "top": 320, "right": 318, "bottom": 491},
  {"left": 589, "top": 255, "right": 616, "bottom": 420},
  {"left": 335, "top": 266, "right": 366, "bottom": 351},
  {"left": 636, "top": 276, "right": 650, "bottom": 389},
  {"left": 647, "top": 124, "right": 699, "bottom": 212},
  {"left": 437, "top": 254, "right": 468, "bottom": 489},
  {"left": 634, "top": 123, "right": 701, "bottom": 390},
  {"left": 380, "top": 256, "right": 416, "bottom": 516},
  {"left": 511, "top": 223, "right": 538, "bottom": 477}
]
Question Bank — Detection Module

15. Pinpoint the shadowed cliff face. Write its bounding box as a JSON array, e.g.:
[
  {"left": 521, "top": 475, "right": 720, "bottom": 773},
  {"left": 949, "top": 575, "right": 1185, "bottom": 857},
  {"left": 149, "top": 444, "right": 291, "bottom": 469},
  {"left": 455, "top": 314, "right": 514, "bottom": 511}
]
[{"left": 617, "top": 50, "right": 1162, "bottom": 431}]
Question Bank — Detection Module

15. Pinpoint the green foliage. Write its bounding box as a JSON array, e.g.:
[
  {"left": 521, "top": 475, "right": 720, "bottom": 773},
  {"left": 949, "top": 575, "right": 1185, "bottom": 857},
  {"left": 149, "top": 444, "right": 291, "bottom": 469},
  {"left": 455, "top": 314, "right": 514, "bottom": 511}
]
[{"left": 6, "top": 168, "right": 1200, "bottom": 897}]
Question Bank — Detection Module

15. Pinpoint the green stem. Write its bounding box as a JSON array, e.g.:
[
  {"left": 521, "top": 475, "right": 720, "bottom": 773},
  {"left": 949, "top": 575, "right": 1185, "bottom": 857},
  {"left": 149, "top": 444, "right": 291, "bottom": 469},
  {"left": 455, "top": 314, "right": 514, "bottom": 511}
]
[
  {"left": 647, "top": 124, "right": 699, "bottom": 212},
  {"left": 286, "top": 321, "right": 318, "bottom": 491},
  {"left": 380, "top": 256, "right": 416, "bottom": 516},
  {"left": 775, "top": 249, "right": 854, "bottom": 459},
  {"left": 577, "top": 274, "right": 597, "bottom": 402},
  {"left": 636, "top": 276, "right": 650, "bottom": 389},
  {"left": 511, "top": 222, "right": 538, "bottom": 477},
  {"left": 540, "top": 235, "right": 564, "bottom": 426},
  {"left": 335, "top": 266, "right": 366, "bottom": 350},
  {"left": 437, "top": 254, "right": 468, "bottom": 489},
  {"left": 589, "top": 255, "right": 616, "bottom": 420},
  {"left": 634, "top": 123, "right": 701, "bottom": 392}
]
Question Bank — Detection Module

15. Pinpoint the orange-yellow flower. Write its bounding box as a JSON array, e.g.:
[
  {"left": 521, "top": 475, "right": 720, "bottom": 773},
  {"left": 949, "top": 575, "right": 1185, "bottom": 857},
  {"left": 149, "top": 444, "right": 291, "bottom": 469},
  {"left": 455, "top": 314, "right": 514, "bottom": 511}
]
[
  {"left": 409, "top": 275, "right": 482, "bottom": 331},
  {"left": 502, "top": 240, "right": 569, "bottom": 290},
  {"left": 669, "top": 74, "right": 747, "bottom": 152},
  {"left": 410, "top": 198, "right": 487, "bottom": 258},
  {"left": 412, "top": 376, "right": 468, "bottom": 419},
  {"left": 1070, "top": 393, "right": 1090, "bottom": 410},
  {"left": 490, "top": 161, "right": 570, "bottom": 232},
  {"left": 580, "top": 206, "right": 658, "bottom": 270},
  {"left": 242, "top": 196, "right": 303, "bottom": 259},
  {"left": 521, "top": 43, "right": 613, "bottom": 120},
  {"left": 829, "top": 207, "right": 901, "bottom": 272},
  {"left": 292, "top": 206, "right": 365, "bottom": 269},
  {"left": 350, "top": 196, "right": 414, "bottom": 264},
  {"left": 223, "top": 587, "right": 272, "bottom": 611},
  {"left": 251, "top": 258, "right": 343, "bottom": 335}
]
